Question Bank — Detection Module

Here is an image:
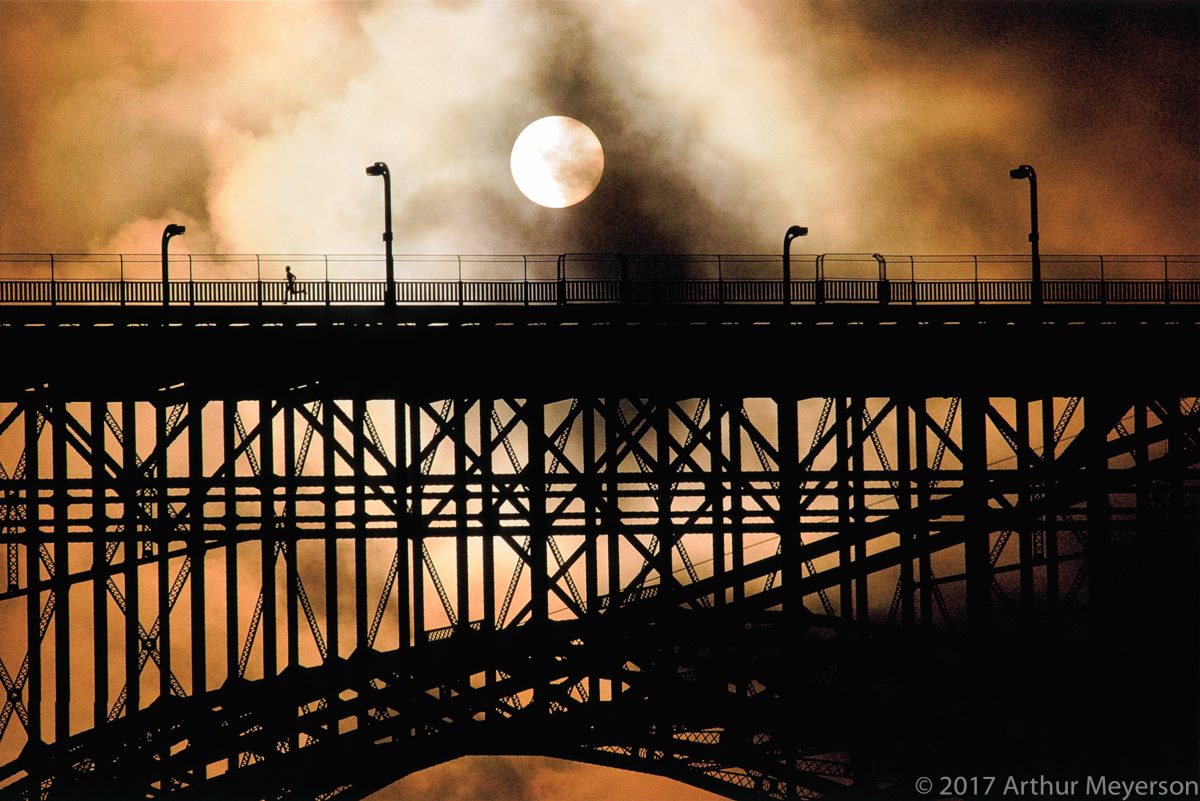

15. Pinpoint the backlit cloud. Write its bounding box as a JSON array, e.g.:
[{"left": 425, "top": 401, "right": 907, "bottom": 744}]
[{"left": 0, "top": 1, "right": 1194, "bottom": 260}]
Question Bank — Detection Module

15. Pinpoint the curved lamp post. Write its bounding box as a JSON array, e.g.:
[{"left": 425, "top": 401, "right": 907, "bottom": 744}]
[
  {"left": 782, "top": 225, "right": 808, "bottom": 305},
  {"left": 1009, "top": 164, "right": 1041, "bottom": 305},
  {"left": 365, "top": 162, "right": 396, "bottom": 308},
  {"left": 161, "top": 223, "right": 186, "bottom": 307}
]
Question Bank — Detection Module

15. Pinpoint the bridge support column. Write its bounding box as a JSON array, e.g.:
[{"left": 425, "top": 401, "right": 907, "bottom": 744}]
[
  {"left": 777, "top": 394, "right": 800, "bottom": 623},
  {"left": 52, "top": 398, "right": 70, "bottom": 748},
  {"left": 582, "top": 399, "right": 600, "bottom": 705},
  {"left": 962, "top": 396, "right": 991, "bottom": 633},
  {"left": 851, "top": 397, "right": 868, "bottom": 623},
  {"left": 323, "top": 397, "right": 339, "bottom": 660},
  {"left": 708, "top": 399, "right": 725, "bottom": 609},
  {"left": 410, "top": 402, "right": 425, "bottom": 647},
  {"left": 526, "top": 399, "right": 550, "bottom": 713},
  {"left": 156, "top": 401, "right": 172, "bottom": 711},
  {"left": 283, "top": 399, "right": 299, "bottom": 673},
  {"left": 835, "top": 398, "right": 853, "bottom": 621},
  {"left": 1041, "top": 398, "right": 1059, "bottom": 620},
  {"left": 223, "top": 402, "right": 239, "bottom": 690},
  {"left": 353, "top": 399, "right": 367, "bottom": 652},
  {"left": 896, "top": 400, "right": 915, "bottom": 627},
  {"left": 121, "top": 399, "right": 139, "bottom": 722},
  {"left": 1017, "top": 398, "right": 1035, "bottom": 619},
  {"left": 188, "top": 394, "right": 208, "bottom": 786},
  {"left": 397, "top": 399, "right": 411, "bottom": 651},
  {"left": 604, "top": 398, "right": 622, "bottom": 615},
  {"left": 455, "top": 399, "right": 470, "bottom": 633},
  {"left": 260, "top": 399, "right": 277, "bottom": 680},
  {"left": 655, "top": 399, "right": 673, "bottom": 614},
  {"left": 25, "top": 400, "right": 42, "bottom": 764},
  {"left": 915, "top": 399, "right": 933, "bottom": 626},
  {"left": 189, "top": 396, "right": 207, "bottom": 697},
  {"left": 477, "top": 397, "right": 496, "bottom": 710},
  {"left": 654, "top": 398, "right": 674, "bottom": 749},
  {"left": 139, "top": 403, "right": 176, "bottom": 789},
  {"left": 91, "top": 401, "right": 109, "bottom": 731},
  {"left": 729, "top": 402, "right": 744, "bottom": 605},
  {"left": 220, "top": 401, "right": 240, "bottom": 776}
]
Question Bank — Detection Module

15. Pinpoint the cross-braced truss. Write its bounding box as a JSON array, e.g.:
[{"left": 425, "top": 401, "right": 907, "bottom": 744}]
[{"left": 0, "top": 390, "right": 1197, "bottom": 799}]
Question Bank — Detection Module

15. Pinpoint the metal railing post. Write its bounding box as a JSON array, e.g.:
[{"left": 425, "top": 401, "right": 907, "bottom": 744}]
[
  {"left": 1164, "top": 255, "right": 1171, "bottom": 304},
  {"left": 188, "top": 255, "right": 195, "bottom": 307},
  {"left": 119, "top": 255, "right": 126, "bottom": 307},
  {"left": 815, "top": 255, "right": 825, "bottom": 305},
  {"left": 874, "top": 253, "right": 888, "bottom": 304},
  {"left": 620, "top": 255, "right": 630, "bottom": 305},
  {"left": 910, "top": 256, "right": 916, "bottom": 305},
  {"left": 974, "top": 256, "right": 980, "bottom": 305},
  {"left": 556, "top": 254, "right": 566, "bottom": 306},
  {"left": 522, "top": 256, "right": 529, "bottom": 307},
  {"left": 50, "top": 255, "right": 56, "bottom": 306},
  {"left": 324, "top": 255, "right": 331, "bottom": 307},
  {"left": 257, "top": 255, "right": 263, "bottom": 307},
  {"left": 1099, "top": 256, "right": 1106, "bottom": 305},
  {"left": 458, "top": 255, "right": 464, "bottom": 307}
]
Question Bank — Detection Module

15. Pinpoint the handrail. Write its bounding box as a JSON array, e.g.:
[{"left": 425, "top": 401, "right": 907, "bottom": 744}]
[{"left": 0, "top": 253, "right": 1194, "bottom": 307}]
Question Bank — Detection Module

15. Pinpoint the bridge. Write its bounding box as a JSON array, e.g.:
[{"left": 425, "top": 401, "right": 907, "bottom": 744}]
[{"left": 0, "top": 252, "right": 1197, "bottom": 800}]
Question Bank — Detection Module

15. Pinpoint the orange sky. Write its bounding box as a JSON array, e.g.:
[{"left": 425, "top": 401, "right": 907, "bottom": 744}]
[{"left": 0, "top": 1, "right": 1195, "bottom": 260}]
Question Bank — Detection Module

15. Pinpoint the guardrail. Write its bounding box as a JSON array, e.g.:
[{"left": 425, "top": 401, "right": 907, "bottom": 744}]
[{"left": 0, "top": 253, "right": 1195, "bottom": 306}]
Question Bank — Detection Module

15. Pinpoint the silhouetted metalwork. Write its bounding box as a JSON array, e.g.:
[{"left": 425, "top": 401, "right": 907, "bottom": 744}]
[
  {"left": 160, "top": 225, "right": 186, "bottom": 308},
  {"left": 0, "top": 252, "right": 1198, "bottom": 306},
  {"left": 782, "top": 226, "right": 807, "bottom": 305},
  {"left": 0, "top": 258, "right": 1196, "bottom": 800},
  {"left": 364, "top": 163, "right": 396, "bottom": 308},
  {"left": 1009, "top": 165, "right": 1041, "bottom": 305}
]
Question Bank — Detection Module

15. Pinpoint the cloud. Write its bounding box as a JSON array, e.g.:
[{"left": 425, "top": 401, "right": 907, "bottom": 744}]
[{"left": 2, "top": 1, "right": 1194, "bottom": 261}]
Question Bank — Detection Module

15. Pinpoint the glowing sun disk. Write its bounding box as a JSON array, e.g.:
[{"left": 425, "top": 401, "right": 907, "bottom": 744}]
[{"left": 510, "top": 116, "right": 604, "bottom": 208}]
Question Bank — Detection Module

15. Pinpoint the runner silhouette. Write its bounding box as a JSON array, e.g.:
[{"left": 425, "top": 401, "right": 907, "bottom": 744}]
[{"left": 284, "top": 265, "right": 306, "bottom": 303}]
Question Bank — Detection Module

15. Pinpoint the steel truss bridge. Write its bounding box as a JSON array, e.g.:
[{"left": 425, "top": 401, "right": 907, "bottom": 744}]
[{"left": 0, "top": 253, "right": 1196, "bottom": 800}]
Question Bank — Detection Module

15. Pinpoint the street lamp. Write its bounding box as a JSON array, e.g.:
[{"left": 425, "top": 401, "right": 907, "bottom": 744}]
[
  {"left": 161, "top": 223, "right": 186, "bottom": 307},
  {"left": 1009, "top": 164, "right": 1041, "bottom": 305},
  {"left": 782, "top": 225, "right": 808, "bottom": 305},
  {"left": 365, "top": 161, "right": 395, "bottom": 308}
]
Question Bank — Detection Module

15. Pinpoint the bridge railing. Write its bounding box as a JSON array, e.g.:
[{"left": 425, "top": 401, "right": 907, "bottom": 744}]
[{"left": 0, "top": 252, "right": 1196, "bottom": 306}]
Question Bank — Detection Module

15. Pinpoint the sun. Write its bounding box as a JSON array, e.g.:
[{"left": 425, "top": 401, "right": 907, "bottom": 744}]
[{"left": 510, "top": 116, "right": 604, "bottom": 208}]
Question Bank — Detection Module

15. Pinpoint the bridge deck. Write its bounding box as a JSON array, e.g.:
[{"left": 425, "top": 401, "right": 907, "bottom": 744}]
[{"left": 0, "top": 301, "right": 1196, "bottom": 397}]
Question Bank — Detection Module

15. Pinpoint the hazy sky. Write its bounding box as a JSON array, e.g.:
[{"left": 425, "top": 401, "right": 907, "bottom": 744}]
[
  {"left": 0, "top": 2, "right": 1196, "bottom": 799},
  {"left": 0, "top": 1, "right": 1195, "bottom": 261}
]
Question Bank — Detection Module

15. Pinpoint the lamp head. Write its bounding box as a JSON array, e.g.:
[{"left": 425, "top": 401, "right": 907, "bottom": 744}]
[
  {"left": 164, "top": 224, "right": 186, "bottom": 237},
  {"left": 785, "top": 225, "right": 809, "bottom": 240},
  {"left": 1009, "top": 165, "right": 1032, "bottom": 180},
  {"left": 365, "top": 162, "right": 388, "bottom": 177}
]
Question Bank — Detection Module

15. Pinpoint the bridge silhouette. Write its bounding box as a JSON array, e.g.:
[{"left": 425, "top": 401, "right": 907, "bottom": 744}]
[{"left": 0, "top": 252, "right": 1196, "bottom": 800}]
